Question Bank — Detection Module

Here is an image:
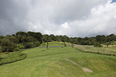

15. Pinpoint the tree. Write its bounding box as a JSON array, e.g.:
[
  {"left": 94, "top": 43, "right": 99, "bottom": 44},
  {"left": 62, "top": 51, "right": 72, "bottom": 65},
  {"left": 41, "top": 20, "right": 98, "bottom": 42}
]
[
  {"left": 61, "top": 35, "right": 68, "bottom": 47},
  {"left": 5, "top": 35, "right": 19, "bottom": 44},
  {"left": 1, "top": 39, "right": 16, "bottom": 52},
  {"left": 0, "top": 35, "right": 4, "bottom": 39},
  {"left": 94, "top": 42, "right": 102, "bottom": 47},
  {"left": 56, "top": 35, "right": 62, "bottom": 42},
  {"left": 50, "top": 34, "right": 56, "bottom": 41},
  {"left": 96, "top": 35, "right": 106, "bottom": 44},
  {"left": 70, "top": 38, "right": 74, "bottom": 48},
  {"left": 106, "top": 42, "right": 110, "bottom": 47},
  {"left": 17, "top": 44, "right": 25, "bottom": 51},
  {"left": 27, "top": 31, "right": 42, "bottom": 43},
  {"left": 42, "top": 34, "right": 49, "bottom": 49}
]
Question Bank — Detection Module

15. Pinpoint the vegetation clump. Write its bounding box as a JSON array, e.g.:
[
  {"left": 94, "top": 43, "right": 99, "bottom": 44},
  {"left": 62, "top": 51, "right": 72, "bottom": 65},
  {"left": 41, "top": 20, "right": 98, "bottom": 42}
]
[
  {"left": 94, "top": 42, "right": 103, "bottom": 47},
  {"left": 0, "top": 51, "right": 27, "bottom": 65}
]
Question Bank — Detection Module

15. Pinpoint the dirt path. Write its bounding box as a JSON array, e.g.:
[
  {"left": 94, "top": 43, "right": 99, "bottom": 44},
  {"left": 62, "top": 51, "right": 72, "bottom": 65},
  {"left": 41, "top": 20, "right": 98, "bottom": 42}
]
[{"left": 65, "top": 59, "right": 93, "bottom": 73}]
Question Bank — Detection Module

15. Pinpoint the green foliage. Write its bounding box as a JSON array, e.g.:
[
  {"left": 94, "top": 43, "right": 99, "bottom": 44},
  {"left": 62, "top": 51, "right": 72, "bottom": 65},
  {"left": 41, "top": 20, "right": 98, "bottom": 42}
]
[
  {"left": 24, "top": 42, "right": 35, "bottom": 48},
  {"left": 0, "top": 51, "right": 27, "bottom": 65},
  {"left": 50, "top": 34, "right": 57, "bottom": 41},
  {"left": 94, "top": 42, "right": 103, "bottom": 47},
  {"left": 0, "top": 39, "right": 2, "bottom": 45},
  {"left": 1, "top": 39, "right": 16, "bottom": 52},
  {"left": 0, "top": 46, "right": 2, "bottom": 53},
  {"left": 34, "top": 41, "right": 40, "bottom": 47},
  {"left": 106, "top": 42, "right": 110, "bottom": 47},
  {"left": 5, "top": 35, "right": 19, "bottom": 44},
  {"left": 0, "top": 35, "right": 4, "bottom": 39},
  {"left": 16, "top": 44, "right": 25, "bottom": 51}
]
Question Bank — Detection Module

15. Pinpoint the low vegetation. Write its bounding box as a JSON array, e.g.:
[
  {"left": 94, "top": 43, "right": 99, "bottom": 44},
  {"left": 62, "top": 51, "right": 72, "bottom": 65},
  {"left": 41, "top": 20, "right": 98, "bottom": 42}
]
[
  {"left": 0, "top": 51, "right": 27, "bottom": 65},
  {"left": 75, "top": 45, "right": 116, "bottom": 56}
]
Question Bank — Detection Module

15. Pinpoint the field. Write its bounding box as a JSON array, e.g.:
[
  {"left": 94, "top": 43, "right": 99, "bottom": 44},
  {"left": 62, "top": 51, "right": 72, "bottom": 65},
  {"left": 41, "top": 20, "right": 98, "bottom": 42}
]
[
  {"left": 39, "top": 41, "right": 71, "bottom": 47},
  {"left": 0, "top": 42, "right": 116, "bottom": 77},
  {"left": 75, "top": 45, "right": 116, "bottom": 55}
]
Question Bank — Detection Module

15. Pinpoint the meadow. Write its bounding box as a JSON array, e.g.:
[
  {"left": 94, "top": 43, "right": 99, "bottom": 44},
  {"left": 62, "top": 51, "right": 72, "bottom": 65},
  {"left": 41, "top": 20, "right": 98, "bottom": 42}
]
[
  {"left": 39, "top": 41, "right": 71, "bottom": 47},
  {"left": 0, "top": 42, "right": 116, "bottom": 77},
  {"left": 75, "top": 45, "right": 116, "bottom": 56}
]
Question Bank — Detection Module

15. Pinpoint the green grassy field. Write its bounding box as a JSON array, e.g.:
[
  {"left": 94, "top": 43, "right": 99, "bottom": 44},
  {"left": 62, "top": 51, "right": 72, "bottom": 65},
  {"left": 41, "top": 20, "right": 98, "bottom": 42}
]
[
  {"left": 40, "top": 41, "right": 71, "bottom": 47},
  {"left": 0, "top": 44, "right": 116, "bottom": 77}
]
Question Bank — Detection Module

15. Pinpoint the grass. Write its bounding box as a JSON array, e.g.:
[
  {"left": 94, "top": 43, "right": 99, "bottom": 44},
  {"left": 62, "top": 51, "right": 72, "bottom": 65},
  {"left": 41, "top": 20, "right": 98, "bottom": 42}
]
[
  {"left": 0, "top": 43, "right": 116, "bottom": 77},
  {"left": 75, "top": 45, "right": 116, "bottom": 56},
  {"left": 91, "top": 45, "right": 116, "bottom": 53},
  {"left": 40, "top": 41, "right": 71, "bottom": 47},
  {"left": 0, "top": 51, "right": 27, "bottom": 65}
]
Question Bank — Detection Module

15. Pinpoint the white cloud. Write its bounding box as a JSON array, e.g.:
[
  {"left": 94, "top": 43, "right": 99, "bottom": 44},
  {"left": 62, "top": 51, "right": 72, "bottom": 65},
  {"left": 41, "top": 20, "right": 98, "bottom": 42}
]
[
  {"left": 62, "top": 0, "right": 116, "bottom": 37},
  {"left": 55, "top": 22, "right": 71, "bottom": 35}
]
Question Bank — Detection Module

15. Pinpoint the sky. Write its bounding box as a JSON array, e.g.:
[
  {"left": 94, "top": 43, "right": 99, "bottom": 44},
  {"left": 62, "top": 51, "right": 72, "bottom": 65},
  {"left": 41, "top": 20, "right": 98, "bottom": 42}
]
[{"left": 0, "top": 0, "right": 116, "bottom": 37}]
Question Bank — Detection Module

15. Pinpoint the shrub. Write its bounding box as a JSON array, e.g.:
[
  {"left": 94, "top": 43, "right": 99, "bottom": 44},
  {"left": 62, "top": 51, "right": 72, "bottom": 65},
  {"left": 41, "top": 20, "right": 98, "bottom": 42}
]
[
  {"left": 34, "top": 41, "right": 40, "bottom": 47},
  {"left": 94, "top": 42, "right": 103, "bottom": 47},
  {"left": 0, "top": 52, "right": 27, "bottom": 65},
  {"left": 1, "top": 39, "right": 16, "bottom": 52},
  {"left": 16, "top": 44, "right": 25, "bottom": 51},
  {"left": 0, "top": 46, "right": 2, "bottom": 53},
  {"left": 24, "top": 42, "right": 36, "bottom": 48}
]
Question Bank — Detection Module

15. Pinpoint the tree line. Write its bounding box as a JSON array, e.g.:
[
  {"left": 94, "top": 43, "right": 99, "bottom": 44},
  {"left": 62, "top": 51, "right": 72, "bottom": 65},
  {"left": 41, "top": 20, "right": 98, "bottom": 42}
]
[{"left": 0, "top": 31, "right": 116, "bottom": 53}]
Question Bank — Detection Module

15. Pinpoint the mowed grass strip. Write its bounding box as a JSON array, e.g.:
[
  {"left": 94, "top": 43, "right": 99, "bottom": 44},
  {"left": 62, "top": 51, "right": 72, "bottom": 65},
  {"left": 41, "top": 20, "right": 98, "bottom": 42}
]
[{"left": 0, "top": 46, "right": 116, "bottom": 77}]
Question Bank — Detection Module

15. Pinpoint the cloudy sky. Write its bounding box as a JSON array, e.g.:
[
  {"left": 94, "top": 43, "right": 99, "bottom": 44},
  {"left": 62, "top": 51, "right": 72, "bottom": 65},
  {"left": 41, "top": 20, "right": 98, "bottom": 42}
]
[{"left": 0, "top": 0, "right": 116, "bottom": 37}]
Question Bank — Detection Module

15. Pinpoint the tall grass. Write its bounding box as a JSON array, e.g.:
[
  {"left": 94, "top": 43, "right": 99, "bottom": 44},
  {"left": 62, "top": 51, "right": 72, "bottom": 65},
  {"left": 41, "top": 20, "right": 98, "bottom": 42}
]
[
  {"left": 75, "top": 45, "right": 116, "bottom": 56},
  {"left": 0, "top": 51, "right": 27, "bottom": 65}
]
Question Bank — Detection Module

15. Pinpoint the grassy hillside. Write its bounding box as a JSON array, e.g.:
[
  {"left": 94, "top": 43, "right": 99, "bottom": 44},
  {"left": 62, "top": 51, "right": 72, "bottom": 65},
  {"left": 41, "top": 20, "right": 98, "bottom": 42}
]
[
  {"left": 75, "top": 45, "right": 116, "bottom": 56},
  {"left": 40, "top": 41, "right": 71, "bottom": 47},
  {"left": 0, "top": 43, "right": 116, "bottom": 77}
]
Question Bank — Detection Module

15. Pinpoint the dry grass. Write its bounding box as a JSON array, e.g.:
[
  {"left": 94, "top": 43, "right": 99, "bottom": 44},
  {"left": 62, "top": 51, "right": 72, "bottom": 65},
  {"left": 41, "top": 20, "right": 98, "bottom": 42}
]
[{"left": 75, "top": 45, "right": 116, "bottom": 56}]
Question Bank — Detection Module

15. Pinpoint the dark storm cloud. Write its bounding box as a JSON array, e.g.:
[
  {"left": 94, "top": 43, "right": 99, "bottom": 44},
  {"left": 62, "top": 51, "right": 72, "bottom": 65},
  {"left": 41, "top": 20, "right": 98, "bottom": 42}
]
[{"left": 0, "top": 0, "right": 29, "bottom": 35}]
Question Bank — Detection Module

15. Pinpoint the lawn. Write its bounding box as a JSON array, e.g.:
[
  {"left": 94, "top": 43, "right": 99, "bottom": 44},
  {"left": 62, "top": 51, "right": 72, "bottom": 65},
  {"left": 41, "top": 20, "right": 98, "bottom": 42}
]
[
  {"left": 39, "top": 41, "right": 71, "bottom": 47},
  {"left": 0, "top": 45, "right": 116, "bottom": 77}
]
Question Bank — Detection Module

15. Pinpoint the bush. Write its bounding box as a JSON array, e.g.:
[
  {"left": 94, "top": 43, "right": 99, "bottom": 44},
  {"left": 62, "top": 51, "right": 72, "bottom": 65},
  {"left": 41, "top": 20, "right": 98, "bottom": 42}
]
[
  {"left": 16, "top": 44, "right": 25, "bottom": 51},
  {"left": 94, "top": 42, "right": 103, "bottom": 47},
  {"left": 1, "top": 39, "right": 16, "bottom": 52},
  {"left": 0, "top": 51, "right": 27, "bottom": 65},
  {"left": 0, "top": 46, "right": 2, "bottom": 53},
  {"left": 24, "top": 42, "right": 36, "bottom": 48},
  {"left": 34, "top": 41, "right": 40, "bottom": 47}
]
